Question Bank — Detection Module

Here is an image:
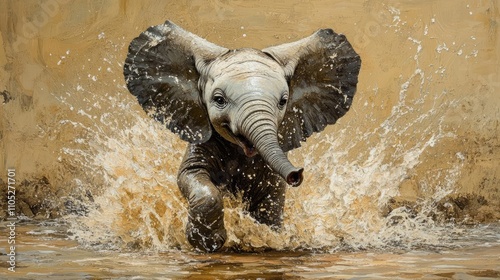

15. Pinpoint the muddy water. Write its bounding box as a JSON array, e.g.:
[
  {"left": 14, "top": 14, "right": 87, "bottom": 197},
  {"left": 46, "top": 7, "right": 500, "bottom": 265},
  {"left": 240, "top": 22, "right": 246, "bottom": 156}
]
[
  {"left": 0, "top": 220, "right": 499, "bottom": 279},
  {"left": 1, "top": 0, "right": 499, "bottom": 278}
]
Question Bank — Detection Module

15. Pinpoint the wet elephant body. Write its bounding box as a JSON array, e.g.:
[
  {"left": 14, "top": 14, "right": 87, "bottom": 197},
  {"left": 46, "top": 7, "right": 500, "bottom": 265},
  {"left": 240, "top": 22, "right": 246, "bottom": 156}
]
[
  {"left": 178, "top": 133, "right": 287, "bottom": 251},
  {"left": 124, "top": 21, "right": 361, "bottom": 252}
]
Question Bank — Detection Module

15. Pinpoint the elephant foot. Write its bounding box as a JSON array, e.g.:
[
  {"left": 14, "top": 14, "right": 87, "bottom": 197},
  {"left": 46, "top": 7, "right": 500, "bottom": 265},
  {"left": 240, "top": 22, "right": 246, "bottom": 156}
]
[{"left": 186, "top": 221, "right": 227, "bottom": 252}]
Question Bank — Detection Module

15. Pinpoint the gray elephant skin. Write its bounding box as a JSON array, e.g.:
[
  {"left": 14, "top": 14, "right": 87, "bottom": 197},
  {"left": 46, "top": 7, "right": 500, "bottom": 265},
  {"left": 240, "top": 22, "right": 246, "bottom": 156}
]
[{"left": 123, "top": 21, "right": 361, "bottom": 252}]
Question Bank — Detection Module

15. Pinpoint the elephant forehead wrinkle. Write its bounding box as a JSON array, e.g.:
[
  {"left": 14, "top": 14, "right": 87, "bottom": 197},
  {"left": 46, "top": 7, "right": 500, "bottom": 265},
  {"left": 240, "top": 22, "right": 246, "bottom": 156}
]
[
  {"left": 225, "top": 76, "right": 286, "bottom": 95},
  {"left": 214, "top": 61, "right": 276, "bottom": 76},
  {"left": 224, "top": 71, "right": 283, "bottom": 81},
  {"left": 217, "top": 51, "right": 282, "bottom": 69},
  {"left": 235, "top": 59, "right": 277, "bottom": 68}
]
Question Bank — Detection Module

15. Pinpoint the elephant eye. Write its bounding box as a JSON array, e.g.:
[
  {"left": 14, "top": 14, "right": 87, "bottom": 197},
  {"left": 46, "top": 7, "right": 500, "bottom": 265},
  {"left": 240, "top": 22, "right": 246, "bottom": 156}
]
[
  {"left": 278, "top": 94, "right": 288, "bottom": 110},
  {"left": 213, "top": 93, "right": 228, "bottom": 109}
]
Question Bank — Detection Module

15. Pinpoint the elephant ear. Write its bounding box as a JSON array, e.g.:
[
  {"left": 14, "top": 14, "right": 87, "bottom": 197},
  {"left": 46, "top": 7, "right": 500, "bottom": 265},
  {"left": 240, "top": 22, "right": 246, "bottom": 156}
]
[
  {"left": 263, "top": 29, "right": 361, "bottom": 152},
  {"left": 124, "top": 21, "right": 228, "bottom": 143}
]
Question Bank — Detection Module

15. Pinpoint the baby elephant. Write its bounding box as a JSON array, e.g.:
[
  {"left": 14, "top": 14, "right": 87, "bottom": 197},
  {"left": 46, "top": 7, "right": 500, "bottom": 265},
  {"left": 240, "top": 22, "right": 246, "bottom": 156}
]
[{"left": 124, "top": 21, "right": 361, "bottom": 252}]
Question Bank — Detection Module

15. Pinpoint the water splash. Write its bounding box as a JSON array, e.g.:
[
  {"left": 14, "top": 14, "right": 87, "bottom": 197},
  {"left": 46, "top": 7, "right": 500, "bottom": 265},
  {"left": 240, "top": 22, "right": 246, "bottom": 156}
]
[
  {"left": 61, "top": 60, "right": 464, "bottom": 252},
  {"left": 58, "top": 10, "right": 471, "bottom": 252},
  {"left": 63, "top": 111, "right": 189, "bottom": 250}
]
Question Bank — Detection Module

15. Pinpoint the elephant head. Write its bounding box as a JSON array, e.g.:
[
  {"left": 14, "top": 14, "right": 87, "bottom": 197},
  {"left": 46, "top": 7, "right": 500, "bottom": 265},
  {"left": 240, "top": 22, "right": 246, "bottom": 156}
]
[{"left": 124, "top": 21, "right": 361, "bottom": 187}]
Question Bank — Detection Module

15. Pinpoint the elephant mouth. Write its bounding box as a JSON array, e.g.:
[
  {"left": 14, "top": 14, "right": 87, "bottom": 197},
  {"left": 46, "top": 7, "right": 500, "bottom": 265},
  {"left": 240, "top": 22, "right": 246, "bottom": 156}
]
[
  {"left": 235, "top": 134, "right": 258, "bottom": 157},
  {"left": 221, "top": 123, "right": 257, "bottom": 157}
]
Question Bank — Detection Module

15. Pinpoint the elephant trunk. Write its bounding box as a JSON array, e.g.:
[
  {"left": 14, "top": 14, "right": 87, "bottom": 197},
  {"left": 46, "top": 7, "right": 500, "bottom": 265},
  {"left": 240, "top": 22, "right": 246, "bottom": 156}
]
[{"left": 235, "top": 100, "right": 304, "bottom": 187}]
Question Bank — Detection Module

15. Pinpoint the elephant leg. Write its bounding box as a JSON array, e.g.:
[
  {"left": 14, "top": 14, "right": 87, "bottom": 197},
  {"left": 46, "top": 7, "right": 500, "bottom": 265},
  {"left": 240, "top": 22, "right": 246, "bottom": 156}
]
[
  {"left": 178, "top": 168, "right": 227, "bottom": 252},
  {"left": 247, "top": 173, "right": 287, "bottom": 229}
]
